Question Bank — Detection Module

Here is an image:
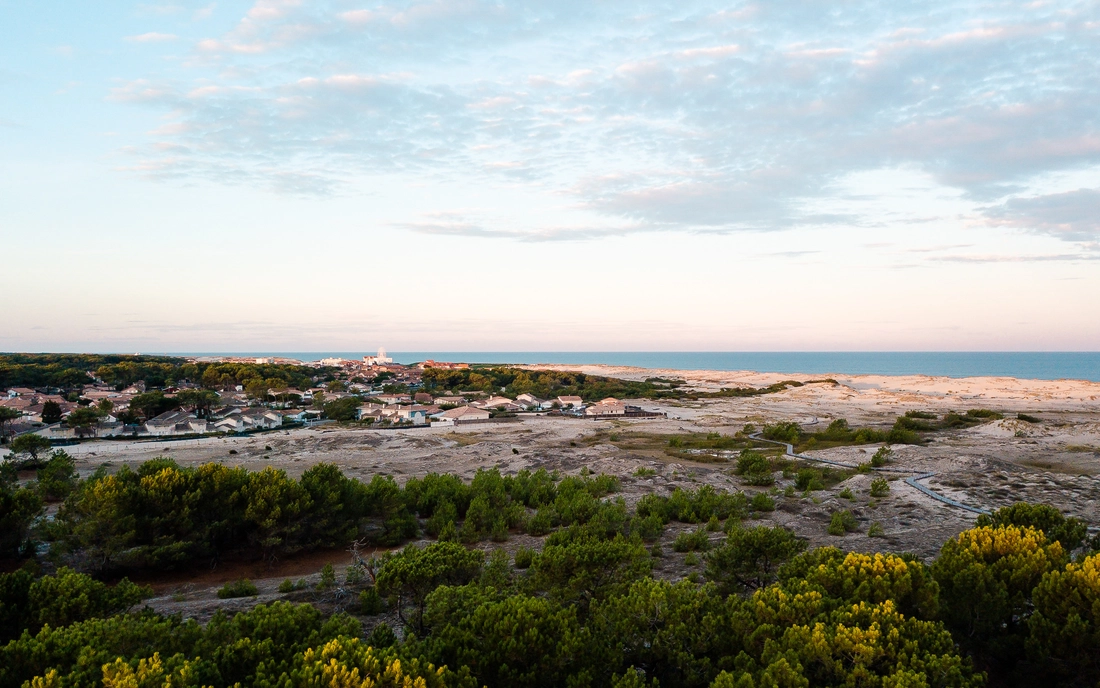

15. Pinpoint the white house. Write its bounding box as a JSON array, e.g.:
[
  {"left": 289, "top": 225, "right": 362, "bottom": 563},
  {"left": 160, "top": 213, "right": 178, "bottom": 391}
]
[{"left": 557, "top": 395, "right": 584, "bottom": 409}]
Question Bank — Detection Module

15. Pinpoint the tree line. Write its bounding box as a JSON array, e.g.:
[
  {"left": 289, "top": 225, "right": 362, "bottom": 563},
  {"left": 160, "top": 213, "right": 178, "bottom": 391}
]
[
  {"left": 0, "top": 354, "right": 322, "bottom": 393},
  {"left": 420, "top": 367, "right": 808, "bottom": 402}
]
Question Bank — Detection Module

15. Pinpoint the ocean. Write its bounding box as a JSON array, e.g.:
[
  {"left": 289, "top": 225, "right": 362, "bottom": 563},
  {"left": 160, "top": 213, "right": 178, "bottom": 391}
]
[{"left": 167, "top": 352, "right": 1100, "bottom": 382}]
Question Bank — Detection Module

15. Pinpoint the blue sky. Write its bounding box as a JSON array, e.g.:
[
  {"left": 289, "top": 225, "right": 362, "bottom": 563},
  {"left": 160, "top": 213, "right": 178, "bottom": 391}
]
[{"left": 2, "top": 0, "right": 1099, "bottom": 352}]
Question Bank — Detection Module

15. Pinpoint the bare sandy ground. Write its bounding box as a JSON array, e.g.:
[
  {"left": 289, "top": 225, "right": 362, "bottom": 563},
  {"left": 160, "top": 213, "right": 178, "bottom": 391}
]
[{"left": 59, "top": 366, "right": 1100, "bottom": 621}]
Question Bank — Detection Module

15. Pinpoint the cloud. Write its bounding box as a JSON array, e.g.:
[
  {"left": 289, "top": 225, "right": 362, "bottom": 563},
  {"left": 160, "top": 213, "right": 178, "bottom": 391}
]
[
  {"left": 126, "top": 32, "right": 179, "bottom": 43},
  {"left": 394, "top": 211, "right": 654, "bottom": 241},
  {"left": 110, "top": 0, "right": 1100, "bottom": 240},
  {"left": 984, "top": 188, "right": 1100, "bottom": 241}
]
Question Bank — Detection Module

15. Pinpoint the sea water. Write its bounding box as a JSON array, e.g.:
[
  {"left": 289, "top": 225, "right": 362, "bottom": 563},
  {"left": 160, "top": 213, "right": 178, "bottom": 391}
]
[{"left": 170, "top": 352, "right": 1100, "bottom": 382}]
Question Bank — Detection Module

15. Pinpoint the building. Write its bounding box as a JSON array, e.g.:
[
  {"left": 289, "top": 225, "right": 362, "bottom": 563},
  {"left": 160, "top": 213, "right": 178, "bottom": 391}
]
[
  {"left": 373, "top": 393, "right": 411, "bottom": 405},
  {"left": 515, "top": 393, "right": 550, "bottom": 410},
  {"left": 434, "top": 405, "right": 491, "bottom": 424},
  {"left": 585, "top": 397, "right": 626, "bottom": 417},
  {"left": 145, "top": 411, "right": 209, "bottom": 436},
  {"left": 434, "top": 395, "right": 467, "bottom": 406},
  {"left": 557, "top": 395, "right": 584, "bottom": 409},
  {"left": 473, "top": 396, "right": 519, "bottom": 410},
  {"left": 364, "top": 347, "right": 394, "bottom": 366}
]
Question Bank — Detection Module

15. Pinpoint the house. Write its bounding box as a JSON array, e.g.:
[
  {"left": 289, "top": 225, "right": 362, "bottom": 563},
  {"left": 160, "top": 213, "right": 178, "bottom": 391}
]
[
  {"left": 7, "top": 387, "right": 37, "bottom": 397},
  {"left": 239, "top": 409, "right": 283, "bottom": 430},
  {"left": 80, "top": 388, "right": 118, "bottom": 402},
  {"left": 36, "top": 423, "right": 76, "bottom": 440},
  {"left": 585, "top": 397, "right": 626, "bottom": 417},
  {"left": 515, "top": 393, "right": 549, "bottom": 410},
  {"left": 434, "top": 396, "right": 467, "bottom": 406},
  {"left": 213, "top": 416, "right": 245, "bottom": 433},
  {"left": 557, "top": 395, "right": 584, "bottom": 409},
  {"left": 386, "top": 405, "right": 433, "bottom": 425},
  {"left": 145, "top": 411, "right": 209, "bottom": 436},
  {"left": 473, "top": 396, "right": 518, "bottom": 410},
  {"left": 357, "top": 403, "right": 386, "bottom": 420},
  {"left": 121, "top": 382, "right": 146, "bottom": 395},
  {"left": 374, "top": 393, "right": 411, "bottom": 405},
  {"left": 96, "top": 421, "right": 129, "bottom": 437},
  {"left": 281, "top": 409, "right": 318, "bottom": 423},
  {"left": 434, "top": 405, "right": 491, "bottom": 424},
  {"left": 414, "top": 392, "right": 433, "bottom": 403}
]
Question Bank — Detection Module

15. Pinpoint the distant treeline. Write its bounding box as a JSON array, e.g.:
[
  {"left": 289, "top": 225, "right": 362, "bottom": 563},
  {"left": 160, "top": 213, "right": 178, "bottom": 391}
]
[
  {"left": 422, "top": 367, "right": 813, "bottom": 401},
  {"left": 0, "top": 354, "right": 319, "bottom": 392},
  {"left": 0, "top": 354, "right": 184, "bottom": 390}
]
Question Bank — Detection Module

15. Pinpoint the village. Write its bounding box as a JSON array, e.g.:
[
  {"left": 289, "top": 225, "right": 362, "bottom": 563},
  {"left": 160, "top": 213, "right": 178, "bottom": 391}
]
[{"left": 0, "top": 349, "right": 661, "bottom": 443}]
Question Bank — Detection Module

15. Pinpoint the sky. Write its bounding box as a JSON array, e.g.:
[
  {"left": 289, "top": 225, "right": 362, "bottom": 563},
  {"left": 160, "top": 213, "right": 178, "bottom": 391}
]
[{"left": 1, "top": 0, "right": 1099, "bottom": 352}]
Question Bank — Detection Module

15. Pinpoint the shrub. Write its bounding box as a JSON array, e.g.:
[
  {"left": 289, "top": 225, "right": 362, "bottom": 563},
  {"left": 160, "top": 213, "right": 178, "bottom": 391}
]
[
  {"left": 360, "top": 586, "right": 384, "bottom": 615},
  {"left": 672, "top": 528, "right": 710, "bottom": 552},
  {"left": 1027, "top": 553, "right": 1100, "bottom": 682},
  {"left": 905, "top": 410, "right": 937, "bottom": 420},
  {"left": 317, "top": 563, "right": 336, "bottom": 590},
  {"left": 827, "top": 510, "right": 858, "bottom": 535},
  {"left": 684, "top": 552, "right": 699, "bottom": 566},
  {"left": 750, "top": 493, "right": 775, "bottom": 512},
  {"left": 794, "top": 469, "right": 824, "bottom": 491},
  {"left": 278, "top": 579, "right": 295, "bottom": 593},
  {"left": 217, "top": 579, "right": 258, "bottom": 599},
  {"left": 1017, "top": 413, "right": 1041, "bottom": 424},
  {"left": 975, "top": 502, "right": 1088, "bottom": 552},
  {"left": 36, "top": 451, "right": 77, "bottom": 501},
  {"left": 870, "top": 478, "right": 890, "bottom": 498},
  {"left": 838, "top": 487, "right": 854, "bottom": 500},
  {"left": 762, "top": 422, "right": 801, "bottom": 443},
  {"left": 870, "top": 446, "right": 892, "bottom": 467},
  {"left": 735, "top": 450, "right": 770, "bottom": 475},
  {"left": 633, "top": 467, "right": 657, "bottom": 478},
  {"left": 706, "top": 524, "right": 805, "bottom": 593},
  {"left": 868, "top": 522, "right": 885, "bottom": 537},
  {"left": 514, "top": 547, "right": 535, "bottom": 569},
  {"left": 736, "top": 450, "right": 774, "bottom": 486},
  {"left": 966, "top": 409, "right": 1004, "bottom": 420},
  {"left": 366, "top": 621, "right": 398, "bottom": 648}
]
